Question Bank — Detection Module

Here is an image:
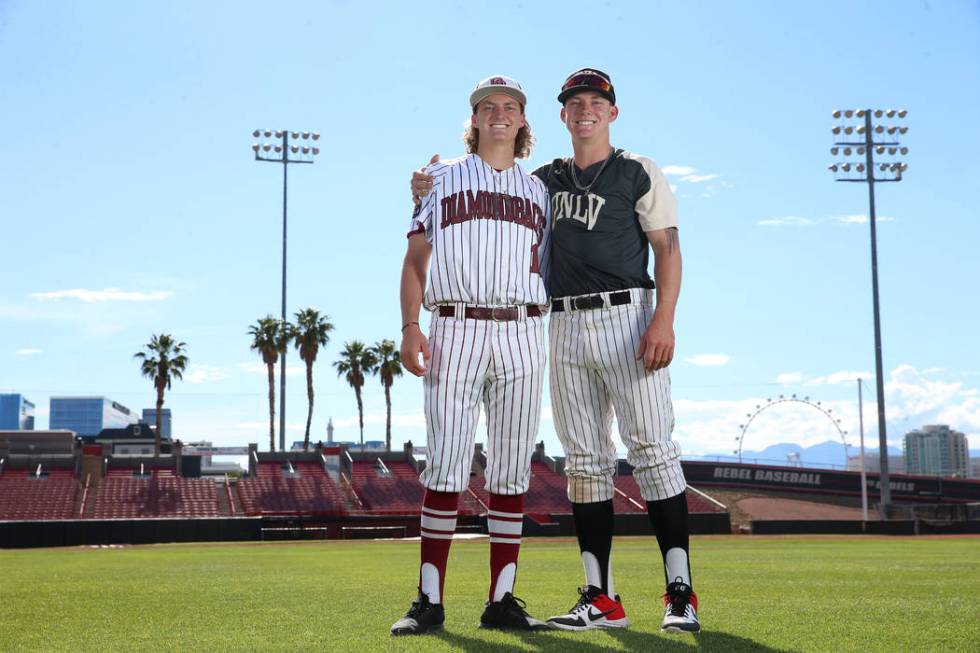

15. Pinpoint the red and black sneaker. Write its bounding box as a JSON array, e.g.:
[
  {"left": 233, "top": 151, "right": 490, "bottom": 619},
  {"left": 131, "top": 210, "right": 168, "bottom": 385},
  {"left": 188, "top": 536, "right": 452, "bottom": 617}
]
[
  {"left": 661, "top": 581, "right": 700, "bottom": 633},
  {"left": 546, "top": 586, "right": 630, "bottom": 631}
]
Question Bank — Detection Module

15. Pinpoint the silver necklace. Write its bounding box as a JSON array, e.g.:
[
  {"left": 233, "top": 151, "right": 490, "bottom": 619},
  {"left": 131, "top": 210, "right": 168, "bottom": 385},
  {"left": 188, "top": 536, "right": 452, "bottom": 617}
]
[{"left": 569, "top": 149, "right": 614, "bottom": 193}]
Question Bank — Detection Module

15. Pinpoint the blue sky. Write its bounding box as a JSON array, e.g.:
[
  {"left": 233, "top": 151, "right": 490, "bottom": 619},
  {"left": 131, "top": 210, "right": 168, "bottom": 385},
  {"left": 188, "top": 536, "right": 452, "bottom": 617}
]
[{"left": 2, "top": 0, "right": 978, "bottom": 465}]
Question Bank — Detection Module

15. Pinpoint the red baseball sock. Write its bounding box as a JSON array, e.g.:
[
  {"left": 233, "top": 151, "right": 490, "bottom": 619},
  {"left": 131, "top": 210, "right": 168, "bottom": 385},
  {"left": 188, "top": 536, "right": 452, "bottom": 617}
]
[
  {"left": 488, "top": 493, "right": 524, "bottom": 602},
  {"left": 419, "top": 490, "right": 459, "bottom": 604}
]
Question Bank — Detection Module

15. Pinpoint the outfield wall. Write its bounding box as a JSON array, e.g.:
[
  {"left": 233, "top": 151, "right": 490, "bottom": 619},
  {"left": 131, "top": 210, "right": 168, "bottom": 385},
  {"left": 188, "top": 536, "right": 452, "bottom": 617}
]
[
  {"left": 750, "top": 519, "right": 980, "bottom": 536},
  {"left": 680, "top": 461, "right": 980, "bottom": 502},
  {"left": 0, "top": 510, "right": 733, "bottom": 548},
  {"left": 0, "top": 517, "right": 263, "bottom": 549}
]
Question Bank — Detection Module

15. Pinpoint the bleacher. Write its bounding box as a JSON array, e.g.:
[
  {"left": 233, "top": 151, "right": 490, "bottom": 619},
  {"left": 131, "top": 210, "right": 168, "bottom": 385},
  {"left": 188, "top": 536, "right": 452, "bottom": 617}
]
[
  {"left": 614, "top": 474, "right": 726, "bottom": 513},
  {"left": 0, "top": 452, "right": 725, "bottom": 525},
  {"left": 350, "top": 460, "right": 423, "bottom": 514},
  {"left": 0, "top": 468, "right": 78, "bottom": 520},
  {"left": 523, "top": 461, "right": 572, "bottom": 520},
  {"left": 460, "top": 476, "right": 488, "bottom": 516},
  {"left": 237, "top": 462, "right": 347, "bottom": 516},
  {"left": 91, "top": 468, "right": 220, "bottom": 519}
]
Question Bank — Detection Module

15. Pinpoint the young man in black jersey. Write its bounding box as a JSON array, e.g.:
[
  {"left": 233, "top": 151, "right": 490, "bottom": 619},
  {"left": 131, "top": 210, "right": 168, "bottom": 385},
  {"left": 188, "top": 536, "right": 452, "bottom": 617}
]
[{"left": 411, "top": 68, "right": 700, "bottom": 634}]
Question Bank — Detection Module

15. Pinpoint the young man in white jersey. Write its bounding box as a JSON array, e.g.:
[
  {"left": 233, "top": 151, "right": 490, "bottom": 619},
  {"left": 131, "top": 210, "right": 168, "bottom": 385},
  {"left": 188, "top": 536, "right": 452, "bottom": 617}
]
[
  {"left": 411, "top": 69, "right": 701, "bottom": 634},
  {"left": 391, "top": 76, "right": 551, "bottom": 636}
]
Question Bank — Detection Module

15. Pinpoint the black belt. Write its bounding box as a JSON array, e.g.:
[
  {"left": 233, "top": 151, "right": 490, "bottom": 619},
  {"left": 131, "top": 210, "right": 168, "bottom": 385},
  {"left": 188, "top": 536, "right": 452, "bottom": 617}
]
[
  {"left": 438, "top": 305, "right": 542, "bottom": 321},
  {"left": 552, "top": 291, "right": 632, "bottom": 313}
]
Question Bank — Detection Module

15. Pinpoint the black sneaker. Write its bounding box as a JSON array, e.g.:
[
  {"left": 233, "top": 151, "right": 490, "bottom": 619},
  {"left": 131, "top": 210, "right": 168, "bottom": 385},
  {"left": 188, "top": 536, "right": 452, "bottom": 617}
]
[
  {"left": 390, "top": 592, "right": 445, "bottom": 636},
  {"left": 661, "top": 581, "right": 700, "bottom": 633},
  {"left": 479, "top": 592, "right": 549, "bottom": 631}
]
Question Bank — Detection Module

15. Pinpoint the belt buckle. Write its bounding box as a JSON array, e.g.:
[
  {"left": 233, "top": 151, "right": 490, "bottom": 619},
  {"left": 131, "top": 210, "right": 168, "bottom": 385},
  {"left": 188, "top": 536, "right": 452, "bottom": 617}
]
[
  {"left": 574, "top": 295, "right": 603, "bottom": 311},
  {"left": 490, "top": 307, "right": 509, "bottom": 322}
]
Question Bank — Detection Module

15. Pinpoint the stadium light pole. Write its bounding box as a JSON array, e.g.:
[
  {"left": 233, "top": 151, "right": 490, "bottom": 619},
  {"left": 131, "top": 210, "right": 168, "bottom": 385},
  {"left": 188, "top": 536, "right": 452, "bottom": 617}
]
[
  {"left": 857, "top": 378, "right": 868, "bottom": 521},
  {"left": 252, "top": 129, "right": 320, "bottom": 451},
  {"left": 829, "top": 109, "right": 908, "bottom": 519}
]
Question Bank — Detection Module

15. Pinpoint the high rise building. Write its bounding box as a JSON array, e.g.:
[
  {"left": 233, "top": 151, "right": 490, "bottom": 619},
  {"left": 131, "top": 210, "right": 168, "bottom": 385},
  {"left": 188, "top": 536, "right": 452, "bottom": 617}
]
[
  {"left": 903, "top": 424, "right": 969, "bottom": 477},
  {"left": 49, "top": 397, "right": 138, "bottom": 437},
  {"left": 142, "top": 408, "right": 172, "bottom": 440},
  {"left": 0, "top": 394, "right": 35, "bottom": 430}
]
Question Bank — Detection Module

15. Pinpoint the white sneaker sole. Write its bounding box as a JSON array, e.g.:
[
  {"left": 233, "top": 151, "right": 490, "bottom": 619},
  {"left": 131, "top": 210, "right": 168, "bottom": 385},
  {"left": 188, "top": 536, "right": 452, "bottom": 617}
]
[
  {"left": 547, "top": 617, "right": 630, "bottom": 631},
  {"left": 661, "top": 623, "right": 700, "bottom": 634}
]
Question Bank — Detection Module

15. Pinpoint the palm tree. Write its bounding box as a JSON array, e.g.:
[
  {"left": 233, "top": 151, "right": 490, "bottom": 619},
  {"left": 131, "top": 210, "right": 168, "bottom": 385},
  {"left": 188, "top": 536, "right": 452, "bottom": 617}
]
[
  {"left": 249, "top": 316, "right": 288, "bottom": 452},
  {"left": 134, "top": 334, "right": 189, "bottom": 457},
  {"left": 333, "top": 341, "right": 378, "bottom": 449},
  {"left": 291, "top": 308, "right": 334, "bottom": 451},
  {"left": 369, "top": 339, "right": 402, "bottom": 452}
]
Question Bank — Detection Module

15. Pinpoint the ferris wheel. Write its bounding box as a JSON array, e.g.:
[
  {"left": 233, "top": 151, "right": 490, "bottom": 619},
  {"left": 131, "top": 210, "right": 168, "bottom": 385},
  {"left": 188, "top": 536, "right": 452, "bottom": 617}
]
[{"left": 735, "top": 394, "right": 849, "bottom": 464}]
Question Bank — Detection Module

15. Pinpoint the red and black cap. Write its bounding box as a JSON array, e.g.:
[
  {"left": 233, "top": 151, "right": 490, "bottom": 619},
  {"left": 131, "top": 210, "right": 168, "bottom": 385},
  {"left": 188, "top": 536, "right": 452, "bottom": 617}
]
[{"left": 557, "top": 68, "right": 615, "bottom": 105}]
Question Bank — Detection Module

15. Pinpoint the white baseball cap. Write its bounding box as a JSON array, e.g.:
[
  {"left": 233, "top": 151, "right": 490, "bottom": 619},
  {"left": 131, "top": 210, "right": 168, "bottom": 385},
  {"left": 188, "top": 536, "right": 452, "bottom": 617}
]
[{"left": 469, "top": 75, "right": 527, "bottom": 110}]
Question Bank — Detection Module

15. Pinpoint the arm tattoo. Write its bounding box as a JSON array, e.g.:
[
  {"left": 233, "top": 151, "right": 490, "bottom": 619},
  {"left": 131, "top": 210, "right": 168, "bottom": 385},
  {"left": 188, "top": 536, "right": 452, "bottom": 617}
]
[{"left": 665, "top": 227, "right": 679, "bottom": 256}]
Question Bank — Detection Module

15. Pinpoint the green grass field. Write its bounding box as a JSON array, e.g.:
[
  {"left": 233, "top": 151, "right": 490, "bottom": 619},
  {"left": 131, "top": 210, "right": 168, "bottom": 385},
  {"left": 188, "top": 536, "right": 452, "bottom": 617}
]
[{"left": 1, "top": 535, "right": 978, "bottom": 652}]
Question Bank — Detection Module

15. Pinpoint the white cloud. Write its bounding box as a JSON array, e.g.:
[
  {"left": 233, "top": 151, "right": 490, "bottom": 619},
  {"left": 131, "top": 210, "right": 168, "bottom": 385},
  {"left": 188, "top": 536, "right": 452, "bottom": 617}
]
[
  {"left": 805, "top": 370, "right": 872, "bottom": 386},
  {"left": 680, "top": 173, "right": 719, "bottom": 183},
  {"left": 14, "top": 348, "right": 42, "bottom": 356},
  {"left": 936, "top": 398, "right": 980, "bottom": 432},
  {"left": 758, "top": 214, "right": 896, "bottom": 227},
  {"left": 884, "top": 364, "right": 968, "bottom": 418},
  {"left": 779, "top": 370, "right": 873, "bottom": 386},
  {"left": 832, "top": 214, "right": 896, "bottom": 225},
  {"left": 184, "top": 364, "right": 232, "bottom": 384},
  {"left": 669, "top": 184, "right": 678, "bottom": 194},
  {"left": 0, "top": 300, "right": 129, "bottom": 339},
  {"left": 662, "top": 165, "right": 696, "bottom": 176},
  {"left": 685, "top": 354, "right": 731, "bottom": 366},
  {"left": 758, "top": 216, "right": 815, "bottom": 226},
  {"left": 776, "top": 372, "right": 805, "bottom": 384},
  {"left": 673, "top": 363, "right": 980, "bottom": 454},
  {"left": 30, "top": 288, "right": 175, "bottom": 302}
]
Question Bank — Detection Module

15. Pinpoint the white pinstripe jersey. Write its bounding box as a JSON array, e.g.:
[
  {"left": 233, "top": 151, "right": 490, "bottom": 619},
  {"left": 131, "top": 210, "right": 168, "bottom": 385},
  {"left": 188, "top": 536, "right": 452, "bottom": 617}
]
[{"left": 408, "top": 153, "right": 551, "bottom": 309}]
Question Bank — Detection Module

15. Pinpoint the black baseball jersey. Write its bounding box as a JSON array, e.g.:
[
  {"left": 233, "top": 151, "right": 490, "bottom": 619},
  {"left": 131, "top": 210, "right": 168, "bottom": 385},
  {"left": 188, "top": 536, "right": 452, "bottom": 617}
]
[{"left": 532, "top": 149, "right": 677, "bottom": 298}]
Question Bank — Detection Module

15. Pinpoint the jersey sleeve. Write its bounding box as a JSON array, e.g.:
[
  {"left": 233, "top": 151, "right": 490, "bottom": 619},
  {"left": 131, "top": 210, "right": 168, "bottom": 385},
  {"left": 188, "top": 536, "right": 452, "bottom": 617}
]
[
  {"left": 531, "top": 163, "right": 551, "bottom": 183},
  {"left": 407, "top": 165, "right": 439, "bottom": 241},
  {"left": 632, "top": 155, "right": 678, "bottom": 232},
  {"left": 536, "top": 179, "right": 552, "bottom": 291}
]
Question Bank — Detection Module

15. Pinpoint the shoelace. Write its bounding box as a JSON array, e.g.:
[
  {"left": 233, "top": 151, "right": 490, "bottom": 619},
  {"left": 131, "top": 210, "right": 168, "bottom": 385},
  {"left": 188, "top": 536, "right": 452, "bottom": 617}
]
[
  {"left": 665, "top": 583, "right": 692, "bottom": 617},
  {"left": 566, "top": 586, "right": 594, "bottom": 614},
  {"left": 406, "top": 596, "right": 430, "bottom": 619},
  {"left": 503, "top": 593, "right": 531, "bottom": 616}
]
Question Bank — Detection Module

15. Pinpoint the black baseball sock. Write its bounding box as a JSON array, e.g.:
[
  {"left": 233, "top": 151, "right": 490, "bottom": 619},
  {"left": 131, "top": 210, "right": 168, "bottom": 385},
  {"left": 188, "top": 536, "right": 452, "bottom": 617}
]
[
  {"left": 646, "top": 491, "right": 692, "bottom": 587},
  {"left": 572, "top": 500, "right": 615, "bottom": 595}
]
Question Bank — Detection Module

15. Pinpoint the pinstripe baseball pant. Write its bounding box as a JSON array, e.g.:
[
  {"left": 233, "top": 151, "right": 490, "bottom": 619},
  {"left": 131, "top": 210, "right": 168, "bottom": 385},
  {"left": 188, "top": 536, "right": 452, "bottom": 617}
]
[
  {"left": 549, "top": 287, "right": 686, "bottom": 503},
  {"left": 420, "top": 310, "right": 546, "bottom": 495}
]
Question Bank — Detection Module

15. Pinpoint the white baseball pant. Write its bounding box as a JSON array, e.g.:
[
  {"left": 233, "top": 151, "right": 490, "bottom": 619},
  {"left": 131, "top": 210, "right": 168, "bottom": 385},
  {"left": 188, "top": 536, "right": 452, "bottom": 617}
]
[
  {"left": 549, "top": 287, "right": 686, "bottom": 503},
  {"left": 420, "top": 309, "right": 546, "bottom": 495}
]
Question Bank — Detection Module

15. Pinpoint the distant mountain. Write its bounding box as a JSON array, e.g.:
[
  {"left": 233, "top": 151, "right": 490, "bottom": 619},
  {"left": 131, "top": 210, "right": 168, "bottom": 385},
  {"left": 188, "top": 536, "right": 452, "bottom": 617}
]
[{"left": 691, "top": 441, "right": 902, "bottom": 469}]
